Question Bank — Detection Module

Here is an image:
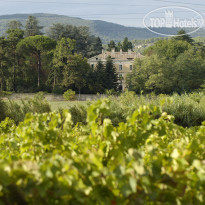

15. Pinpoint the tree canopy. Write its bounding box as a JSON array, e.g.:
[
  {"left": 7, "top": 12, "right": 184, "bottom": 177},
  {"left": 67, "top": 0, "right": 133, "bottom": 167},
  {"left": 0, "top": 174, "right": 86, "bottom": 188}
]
[{"left": 127, "top": 35, "right": 205, "bottom": 94}]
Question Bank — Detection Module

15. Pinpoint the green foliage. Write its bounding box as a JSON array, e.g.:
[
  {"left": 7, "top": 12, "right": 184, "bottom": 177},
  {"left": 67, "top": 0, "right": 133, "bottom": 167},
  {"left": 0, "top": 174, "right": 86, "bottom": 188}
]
[
  {"left": 122, "top": 37, "right": 133, "bottom": 51},
  {"left": 17, "top": 35, "right": 56, "bottom": 88},
  {"left": 6, "top": 28, "right": 24, "bottom": 91},
  {"left": 47, "top": 23, "right": 102, "bottom": 58},
  {"left": 50, "top": 37, "right": 90, "bottom": 93},
  {"left": 63, "top": 89, "right": 76, "bottom": 101},
  {"left": 69, "top": 104, "right": 88, "bottom": 125},
  {"left": 24, "top": 16, "right": 43, "bottom": 37},
  {"left": 52, "top": 92, "right": 205, "bottom": 128},
  {"left": 162, "top": 93, "right": 205, "bottom": 127},
  {"left": 174, "top": 29, "right": 194, "bottom": 44},
  {"left": 144, "top": 38, "right": 191, "bottom": 59},
  {"left": 0, "top": 98, "right": 205, "bottom": 204},
  {"left": 3, "top": 92, "right": 51, "bottom": 124},
  {"left": 87, "top": 60, "right": 107, "bottom": 94},
  {"left": 107, "top": 40, "right": 116, "bottom": 51},
  {"left": 105, "top": 89, "right": 119, "bottom": 96},
  {"left": 8, "top": 20, "right": 23, "bottom": 30},
  {"left": 0, "top": 91, "right": 13, "bottom": 97},
  {"left": 0, "top": 99, "right": 6, "bottom": 121},
  {"left": 107, "top": 37, "right": 133, "bottom": 52},
  {"left": 109, "top": 92, "right": 205, "bottom": 128},
  {"left": 128, "top": 37, "right": 205, "bottom": 94},
  {"left": 105, "top": 56, "right": 119, "bottom": 91}
]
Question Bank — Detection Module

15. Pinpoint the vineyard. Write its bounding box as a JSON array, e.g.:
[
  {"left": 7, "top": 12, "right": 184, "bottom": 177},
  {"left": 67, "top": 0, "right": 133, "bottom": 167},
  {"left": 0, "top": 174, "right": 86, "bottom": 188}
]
[{"left": 0, "top": 95, "right": 205, "bottom": 205}]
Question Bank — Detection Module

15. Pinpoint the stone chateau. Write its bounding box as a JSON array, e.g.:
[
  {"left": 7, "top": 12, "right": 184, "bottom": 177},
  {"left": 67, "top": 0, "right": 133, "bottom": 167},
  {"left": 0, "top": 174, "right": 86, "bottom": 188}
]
[{"left": 88, "top": 49, "right": 144, "bottom": 90}]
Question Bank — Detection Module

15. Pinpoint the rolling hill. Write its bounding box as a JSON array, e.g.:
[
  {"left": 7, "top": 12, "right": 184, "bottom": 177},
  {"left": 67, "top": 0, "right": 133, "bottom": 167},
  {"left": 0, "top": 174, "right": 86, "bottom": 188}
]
[{"left": 0, "top": 13, "right": 204, "bottom": 43}]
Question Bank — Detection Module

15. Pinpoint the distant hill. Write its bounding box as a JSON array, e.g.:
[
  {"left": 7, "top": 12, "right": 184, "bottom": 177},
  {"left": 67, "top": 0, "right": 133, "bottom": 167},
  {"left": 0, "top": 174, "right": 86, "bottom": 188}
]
[{"left": 0, "top": 13, "right": 205, "bottom": 43}]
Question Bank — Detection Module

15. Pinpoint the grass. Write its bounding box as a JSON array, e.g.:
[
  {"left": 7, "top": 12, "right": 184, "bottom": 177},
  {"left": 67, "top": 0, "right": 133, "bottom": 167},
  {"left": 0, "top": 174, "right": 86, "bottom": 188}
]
[
  {"left": 49, "top": 101, "right": 88, "bottom": 111},
  {"left": 3, "top": 99, "right": 88, "bottom": 111}
]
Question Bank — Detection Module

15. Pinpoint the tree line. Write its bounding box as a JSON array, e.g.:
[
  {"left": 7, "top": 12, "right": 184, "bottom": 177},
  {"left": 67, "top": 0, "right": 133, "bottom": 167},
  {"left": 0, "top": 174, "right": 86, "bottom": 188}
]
[
  {"left": 0, "top": 16, "right": 119, "bottom": 94},
  {"left": 127, "top": 30, "right": 205, "bottom": 94},
  {"left": 107, "top": 37, "right": 133, "bottom": 52}
]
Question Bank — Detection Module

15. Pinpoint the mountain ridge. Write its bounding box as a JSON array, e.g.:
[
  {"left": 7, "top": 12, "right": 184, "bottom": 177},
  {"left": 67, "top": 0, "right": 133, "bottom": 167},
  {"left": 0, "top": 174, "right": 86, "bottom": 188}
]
[{"left": 0, "top": 13, "right": 204, "bottom": 42}]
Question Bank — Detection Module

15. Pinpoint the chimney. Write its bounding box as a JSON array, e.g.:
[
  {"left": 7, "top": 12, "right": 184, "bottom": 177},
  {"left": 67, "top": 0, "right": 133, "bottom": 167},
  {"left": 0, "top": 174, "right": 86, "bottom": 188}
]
[
  {"left": 102, "top": 49, "right": 104, "bottom": 54},
  {"left": 111, "top": 48, "right": 115, "bottom": 53},
  {"left": 120, "top": 49, "right": 122, "bottom": 54}
]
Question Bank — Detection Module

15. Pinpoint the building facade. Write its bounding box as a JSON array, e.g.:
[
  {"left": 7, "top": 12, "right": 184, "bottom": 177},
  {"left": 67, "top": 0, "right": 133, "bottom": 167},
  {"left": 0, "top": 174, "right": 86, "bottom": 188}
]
[{"left": 88, "top": 49, "right": 144, "bottom": 90}]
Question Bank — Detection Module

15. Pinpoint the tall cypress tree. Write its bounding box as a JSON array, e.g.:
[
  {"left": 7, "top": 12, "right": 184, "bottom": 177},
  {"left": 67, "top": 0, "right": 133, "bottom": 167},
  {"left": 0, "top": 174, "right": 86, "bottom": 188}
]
[
  {"left": 105, "top": 56, "right": 118, "bottom": 91},
  {"left": 95, "top": 60, "right": 106, "bottom": 93}
]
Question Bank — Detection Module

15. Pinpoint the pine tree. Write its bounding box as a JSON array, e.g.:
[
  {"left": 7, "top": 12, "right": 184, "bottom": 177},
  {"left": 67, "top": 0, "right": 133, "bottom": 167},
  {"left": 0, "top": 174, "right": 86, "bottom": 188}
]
[
  {"left": 116, "top": 42, "right": 122, "bottom": 52},
  {"left": 95, "top": 60, "right": 106, "bottom": 93},
  {"left": 6, "top": 28, "right": 24, "bottom": 91},
  {"left": 122, "top": 37, "right": 133, "bottom": 52},
  {"left": 8, "top": 20, "right": 23, "bottom": 30},
  {"left": 0, "top": 37, "right": 9, "bottom": 91},
  {"left": 105, "top": 56, "right": 118, "bottom": 91},
  {"left": 17, "top": 36, "right": 56, "bottom": 88},
  {"left": 51, "top": 38, "right": 76, "bottom": 90},
  {"left": 174, "top": 29, "right": 194, "bottom": 44},
  {"left": 24, "top": 16, "right": 43, "bottom": 37},
  {"left": 94, "top": 37, "right": 103, "bottom": 55},
  {"left": 107, "top": 40, "right": 116, "bottom": 51}
]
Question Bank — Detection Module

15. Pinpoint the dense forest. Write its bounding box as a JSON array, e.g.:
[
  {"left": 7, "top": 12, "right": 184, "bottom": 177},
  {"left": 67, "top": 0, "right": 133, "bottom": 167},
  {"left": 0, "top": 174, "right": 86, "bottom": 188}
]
[
  {"left": 1, "top": 15, "right": 205, "bottom": 95},
  {"left": 127, "top": 30, "right": 205, "bottom": 94},
  {"left": 0, "top": 16, "right": 120, "bottom": 94}
]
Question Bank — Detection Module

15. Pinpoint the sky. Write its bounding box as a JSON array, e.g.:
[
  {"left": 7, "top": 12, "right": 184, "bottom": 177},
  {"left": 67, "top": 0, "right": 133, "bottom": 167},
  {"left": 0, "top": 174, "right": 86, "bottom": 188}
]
[{"left": 0, "top": 0, "right": 204, "bottom": 27}]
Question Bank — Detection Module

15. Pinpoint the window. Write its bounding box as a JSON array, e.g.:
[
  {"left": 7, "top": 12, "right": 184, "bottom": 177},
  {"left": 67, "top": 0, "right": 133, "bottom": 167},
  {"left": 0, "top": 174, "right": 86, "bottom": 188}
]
[
  {"left": 119, "top": 65, "right": 123, "bottom": 71},
  {"left": 130, "top": 65, "right": 133, "bottom": 70},
  {"left": 91, "top": 64, "right": 94, "bottom": 69}
]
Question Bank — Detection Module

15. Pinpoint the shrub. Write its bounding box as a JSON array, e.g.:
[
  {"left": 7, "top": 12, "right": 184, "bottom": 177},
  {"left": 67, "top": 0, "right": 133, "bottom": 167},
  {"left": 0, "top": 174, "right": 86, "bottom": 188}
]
[
  {"left": 0, "top": 91, "right": 13, "bottom": 97},
  {"left": 52, "top": 85, "right": 64, "bottom": 94},
  {"left": 63, "top": 89, "right": 76, "bottom": 101},
  {"left": 162, "top": 93, "right": 205, "bottom": 127},
  {"left": 69, "top": 104, "right": 88, "bottom": 125},
  {"left": 4, "top": 92, "right": 51, "bottom": 124},
  {"left": 0, "top": 99, "right": 6, "bottom": 122},
  {"left": 105, "top": 89, "right": 120, "bottom": 96},
  {"left": 108, "top": 92, "right": 205, "bottom": 127}
]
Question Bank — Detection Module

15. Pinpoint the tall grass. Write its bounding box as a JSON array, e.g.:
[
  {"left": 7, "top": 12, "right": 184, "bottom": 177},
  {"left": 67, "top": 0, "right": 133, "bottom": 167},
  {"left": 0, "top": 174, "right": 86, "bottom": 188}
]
[
  {"left": 110, "top": 92, "right": 205, "bottom": 127},
  {"left": 1, "top": 92, "right": 51, "bottom": 124},
  {"left": 66, "top": 92, "right": 205, "bottom": 127},
  {"left": 1, "top": 91, "right": 205, "bottom": 127},
  {"left": 162, "top": 93, "right": 205, "bottom": 127}
]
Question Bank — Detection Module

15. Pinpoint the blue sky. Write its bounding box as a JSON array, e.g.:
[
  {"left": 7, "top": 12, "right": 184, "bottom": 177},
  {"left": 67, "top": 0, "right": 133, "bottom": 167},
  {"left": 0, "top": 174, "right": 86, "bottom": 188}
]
[{"left": 0, "top": 0, "right": 204, "bottom": 27}]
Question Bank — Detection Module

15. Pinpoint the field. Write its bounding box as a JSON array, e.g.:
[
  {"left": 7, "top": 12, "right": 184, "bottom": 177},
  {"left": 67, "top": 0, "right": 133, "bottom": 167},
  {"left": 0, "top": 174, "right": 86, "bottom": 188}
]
[{"left": 0, "top": 92, "right": 205, "bottom": 204}]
